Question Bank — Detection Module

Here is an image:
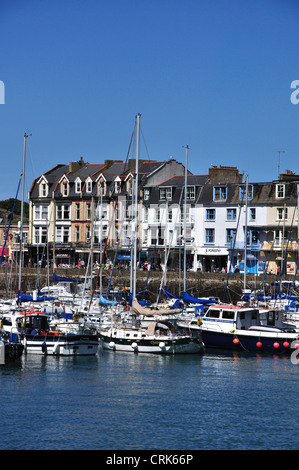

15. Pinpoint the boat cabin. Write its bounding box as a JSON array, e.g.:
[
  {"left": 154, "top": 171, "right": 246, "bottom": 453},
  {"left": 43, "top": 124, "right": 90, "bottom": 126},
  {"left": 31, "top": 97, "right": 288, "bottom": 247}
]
[
  {"left": 16, "top": 312, "right": 50, "bottom": 335},
  {"left": 203, "top": 305, "right": 287, "bottom": 330}
]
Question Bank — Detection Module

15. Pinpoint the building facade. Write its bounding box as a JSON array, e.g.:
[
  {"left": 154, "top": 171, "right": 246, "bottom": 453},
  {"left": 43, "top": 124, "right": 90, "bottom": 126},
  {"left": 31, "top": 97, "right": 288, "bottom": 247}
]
[{"left": 18, "top": 157, "right": 299, "bottom": 276}]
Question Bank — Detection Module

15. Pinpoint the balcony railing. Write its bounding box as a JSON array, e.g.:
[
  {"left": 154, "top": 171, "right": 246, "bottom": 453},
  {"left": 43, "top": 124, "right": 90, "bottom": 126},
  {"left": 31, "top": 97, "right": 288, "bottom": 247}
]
[{"left": 226, "top": 241, "right": 261, "bottom": 251}]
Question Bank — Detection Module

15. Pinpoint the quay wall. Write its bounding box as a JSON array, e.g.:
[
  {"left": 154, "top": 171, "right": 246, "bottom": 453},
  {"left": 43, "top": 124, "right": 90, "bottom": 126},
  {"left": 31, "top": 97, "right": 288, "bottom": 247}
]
[{"left": 0, "top": 267, "right": 283, "bottom": 303}]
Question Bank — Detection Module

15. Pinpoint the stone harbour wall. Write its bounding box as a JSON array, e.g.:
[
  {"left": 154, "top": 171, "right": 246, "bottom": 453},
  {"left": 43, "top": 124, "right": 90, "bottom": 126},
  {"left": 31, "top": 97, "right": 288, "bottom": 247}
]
[{"left": 0, "top": 267, "right": 283, "bottom": 303}]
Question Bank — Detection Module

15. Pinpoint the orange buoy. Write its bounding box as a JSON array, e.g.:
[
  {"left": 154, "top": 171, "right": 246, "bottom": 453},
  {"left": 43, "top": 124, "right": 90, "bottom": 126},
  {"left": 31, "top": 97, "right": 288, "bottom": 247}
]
[
  {"left": 273, "top": 342, "right": 280, "bottom": 349},
  {"left": 283, "top": 341, "right": 290, "bottom": 348},
  {"left": 233, "top": 338, "right": 239, "bottom": 344},
  {"left": 256, "top": 341, "right": 262, "bottom": 348}
]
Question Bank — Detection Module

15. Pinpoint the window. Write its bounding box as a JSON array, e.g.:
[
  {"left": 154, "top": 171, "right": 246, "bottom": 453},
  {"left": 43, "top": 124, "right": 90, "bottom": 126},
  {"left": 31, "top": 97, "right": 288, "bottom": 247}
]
[
  {"left": 57, "top": 205, "right": 70, "bottom": 220},
  {"left": 206, "top": 309, "right": 220, "bottom": 318},
  {"left": 251, "top": 230, "right": 259, "bottom": 244},
  {"left": 98, "top": 180, "right": 106, "bottom": 196},
  {"left": 143, "top": 207, "right": 148, "bottom": 223},
  {"left": 62, "top": 182, "right": 68, "bottom": 197},
  {"left": 214, "top": 186, "right": 227, "bottom": 201},
  {"left": 143, "top": 188, "right": 150, "bottom": 200},
  {"left": 114, "top": 177, "right": 121, "bottom": 193},
  {"left": 75, "top": 226, "right": 80, "bottom": 242},
  {"left": 151, "top": 228, "right": 156, "bottom": 245},
  {"left": 34, "top": 227, "right": 47, "bottom": 244},
  {"left": 239, "top": 184, "right": 253, "bottom": 200},
  {"left": 275, "top": 229, "right": 289, "bottom": 246},
  {"left": 226, "top": 229, "right": 236, "bottom": 244},
  {"left": 75, "top": 204, "right": 80, "bottom": 220},
  {"left": 155, "top": 208, "right": 161, "bottom": 222},
  {"left": 40, "top": 183, "right": 47, "bottom": 197},
  {"left": 56, "top": 227, "right": 69, "bottom": 243},
  {"left": 226, "top": 208, "right": 236, "bottom": 220},
  {"left": 222, "top": 310, "right": 235, "bottom": 320},
  {"left": 205, "top": 228, "right": 215, "bottom": 243},
  {"left": 75, "top": 179, "right": 81, "bottom": 193},
  {"left": 277, "top": 207, "right": 288, "bottom": 220},
  {"left": 245, "top": 229, "right": 259, "bottom": 245},
  {"left": 168, "top": 208, "right": 173, "bottom": 222},
  {"left": 276, "top": 184, "right": 285, "bottom": 199},
  {"left": 86, "top": 179, "right": 92, "bottom": 193},
  {"left": 34, "top": 205, "right": 48, "bottom": 220},
  {"left": 249, "top": 208, "right": 256, "bottom": 220},
  {"left": 206, "top": 208, "right": 215, "bottom": 220},
  {"left": 186, "top": 186, "right": 195, "bottom": 200},
  {"left": 180, "top": 206, "right": 190, "bottom": 222},
  {"left": 159, "top": 187, "right": 172, "bottom": 201},
  {"left": 87, "top": 203, "right": 91, "bottom": 220},
  {"left": 86, "top": 226, "right": 91, "bottom": 240},
  {"left": 158, "top": 228, "right": 165, "bottom": 246}
]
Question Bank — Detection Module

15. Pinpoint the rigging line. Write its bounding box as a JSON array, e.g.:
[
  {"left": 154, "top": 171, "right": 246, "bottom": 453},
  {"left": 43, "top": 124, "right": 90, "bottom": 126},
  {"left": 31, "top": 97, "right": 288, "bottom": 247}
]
[
  {"left": 88, "top": 124, "right": 136, "bottom": 309},
  {"left": 143, "top": 204, "right": 168, "bottom": 302},
  {"left": 25, "top": 138, "right": 36, "bottom": 194},
  {"left": 0, "top": 177, "right": 21, "bottom": 267},
  {"left": 260, "top": 219, "right": 281, "bottom": 291},
  {"left": 223, "top": 190, "right": 245, "bottom": 302},
  {"left": 140, "top": 122, "right": 151, "bottom": 160},
  {"left": 276, "top": 204, "right": 297, "bottom": 303}
]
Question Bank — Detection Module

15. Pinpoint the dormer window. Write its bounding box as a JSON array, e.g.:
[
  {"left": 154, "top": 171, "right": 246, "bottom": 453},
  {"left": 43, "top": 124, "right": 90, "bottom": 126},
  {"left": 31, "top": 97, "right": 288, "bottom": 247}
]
[
  {"left": 37, "top": 176, "right": 48, "bottom": 197},
  {"left": 239, "top": 184, "right": 253, "bottom": 200},
  {"left": 86, "top": 178, "right": 92, "bottom": 193},
  {"left": 186, "top": 186, "right": 195, "bottom": 200},
  {"left": 75, "top": 178, "right": 82, "bottom": 193},
  {"left": 41, "top": 183, "right": 47, "bottom": 197},
  {"left": 62, "top": 182, "right": 68, "bottom": 197},
  {"left": 159, "top": 187, "right": 172, "bottom": 201},
  {"left": 276, "top": 183, "right": 285, "bottom": 199},
  {"left": 144, "top": 188, "right": 150, "bottom": 201},
  {"left": 114, "top": 176, "right": 121, "bottom": 193},
  {"left": 214, "top": 186, "right": 227, "bottom": 201},
  {"left": 97, "top": 174, "right": 107, "bottom": 196}
]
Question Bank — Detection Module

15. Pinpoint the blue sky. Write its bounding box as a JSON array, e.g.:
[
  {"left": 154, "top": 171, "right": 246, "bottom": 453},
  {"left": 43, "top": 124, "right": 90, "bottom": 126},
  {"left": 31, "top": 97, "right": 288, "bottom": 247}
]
[{"left": 0, "top": 0, "right": 298, "bottom": 200}]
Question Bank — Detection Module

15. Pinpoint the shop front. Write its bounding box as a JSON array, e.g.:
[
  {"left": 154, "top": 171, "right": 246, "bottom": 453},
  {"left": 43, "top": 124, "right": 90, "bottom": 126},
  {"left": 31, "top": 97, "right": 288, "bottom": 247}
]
[{"left": 197, "top": 247, "right": 229, "bottom": 273}]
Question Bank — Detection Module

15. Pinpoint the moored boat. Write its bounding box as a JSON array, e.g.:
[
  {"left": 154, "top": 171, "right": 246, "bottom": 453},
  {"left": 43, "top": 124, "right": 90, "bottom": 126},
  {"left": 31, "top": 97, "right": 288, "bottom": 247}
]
[
  {"left": 180, "top": 303, "right": 299, "bottom": 354},
  {"left": 0, "top": 334, "right": 24, "bottom": 363},
  {"left": 0, "top": 310, "right": 99, "bottom": 356},
  {"left": 99, "top": 319, "right": 204, "bottom": 354}
]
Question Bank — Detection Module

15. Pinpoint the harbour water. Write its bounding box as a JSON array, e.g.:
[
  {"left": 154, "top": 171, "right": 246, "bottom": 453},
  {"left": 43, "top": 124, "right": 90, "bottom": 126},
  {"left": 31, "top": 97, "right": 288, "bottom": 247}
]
[{"left": 1, "top": 348, "right": 299, "bottom": 451}]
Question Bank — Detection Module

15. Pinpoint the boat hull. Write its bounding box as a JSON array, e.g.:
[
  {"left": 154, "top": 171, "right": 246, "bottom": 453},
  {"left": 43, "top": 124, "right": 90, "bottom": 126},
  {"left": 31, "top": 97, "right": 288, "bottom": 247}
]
[
  {"left": 201, "top": 329, "right": 299, "bottom": 354},
  {"left": 20, "top": 333, "right": 99, "bottom": 356},
  {"left": 100, "top": 334, "right": 204, "bottom": 354}
]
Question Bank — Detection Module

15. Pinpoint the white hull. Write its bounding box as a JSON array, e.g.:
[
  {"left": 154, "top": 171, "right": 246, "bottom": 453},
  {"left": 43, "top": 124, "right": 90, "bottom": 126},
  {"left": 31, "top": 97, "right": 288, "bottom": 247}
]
[
  {"left": 100, "top": 325, "right": 204, "bottom": 354},
  {"left": 22, "top": 336, "right": 99, "bottom": 356}
]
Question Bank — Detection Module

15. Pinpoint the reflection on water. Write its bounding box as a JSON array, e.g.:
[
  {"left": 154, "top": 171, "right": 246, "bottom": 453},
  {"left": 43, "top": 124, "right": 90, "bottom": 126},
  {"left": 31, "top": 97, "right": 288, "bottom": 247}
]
[{"left": 1, "top": 349, "right": 299, "bottom": 450}]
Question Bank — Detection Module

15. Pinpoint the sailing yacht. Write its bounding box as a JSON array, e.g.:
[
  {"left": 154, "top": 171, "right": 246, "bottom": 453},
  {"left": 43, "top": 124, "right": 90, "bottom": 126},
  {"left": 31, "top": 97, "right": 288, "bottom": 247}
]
[{"left": 98, "top": 115, "right": 204, "bottom": 354}]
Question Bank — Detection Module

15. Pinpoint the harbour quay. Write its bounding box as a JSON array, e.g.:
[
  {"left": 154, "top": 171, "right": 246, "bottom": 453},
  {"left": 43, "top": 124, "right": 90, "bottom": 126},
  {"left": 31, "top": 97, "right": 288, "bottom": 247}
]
[{"left": 0, "top": 267, "right": 282, "bottom": 304}]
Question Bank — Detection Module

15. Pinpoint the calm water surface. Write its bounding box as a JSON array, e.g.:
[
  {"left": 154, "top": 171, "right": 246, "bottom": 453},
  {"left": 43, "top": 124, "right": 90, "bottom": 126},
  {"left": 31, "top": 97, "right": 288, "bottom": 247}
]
[{"left": 1, "top": 349, "right": 299, "bottom": 450}]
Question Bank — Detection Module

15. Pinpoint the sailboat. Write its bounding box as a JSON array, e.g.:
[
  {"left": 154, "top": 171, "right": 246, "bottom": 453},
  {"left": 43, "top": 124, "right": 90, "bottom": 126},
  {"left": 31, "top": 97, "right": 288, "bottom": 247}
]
[
  {"left": 98, "top": 114, "right": 204, "bottom": 354},
  {"left": 0, "top": 134, "right": 99, "bottom": 356},
  {"left": 100, "top": 297, "right": 204, "bottom": 353}
]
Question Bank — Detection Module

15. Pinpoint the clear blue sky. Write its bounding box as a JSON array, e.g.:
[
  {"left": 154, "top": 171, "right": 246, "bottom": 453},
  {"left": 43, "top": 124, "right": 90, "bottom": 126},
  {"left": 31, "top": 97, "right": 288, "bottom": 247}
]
[{"left": 0, "top": 0, "right": 298, "bottom": 200}]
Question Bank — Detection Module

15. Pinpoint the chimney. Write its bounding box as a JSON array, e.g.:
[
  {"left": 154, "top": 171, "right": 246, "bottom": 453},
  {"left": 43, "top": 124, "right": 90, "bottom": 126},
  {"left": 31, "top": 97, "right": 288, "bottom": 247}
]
[{"left": 69, "top": 156, "right": 85, "bottom": 173}]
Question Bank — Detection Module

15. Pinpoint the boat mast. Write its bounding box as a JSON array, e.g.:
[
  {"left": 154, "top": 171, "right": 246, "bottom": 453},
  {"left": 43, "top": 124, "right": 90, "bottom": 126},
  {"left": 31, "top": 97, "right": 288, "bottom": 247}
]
[
  {"left": 18, "top": 132, "right": 28, "bottom": 296},
  {"left": 183, "top": 145, "right": 189, "bottom": 293},
  {"left": 133, "top": 113, "right": 141, "bottom": 299},
  {"left": 244, "top": 174, "right": 248, "bottom": 290}
]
